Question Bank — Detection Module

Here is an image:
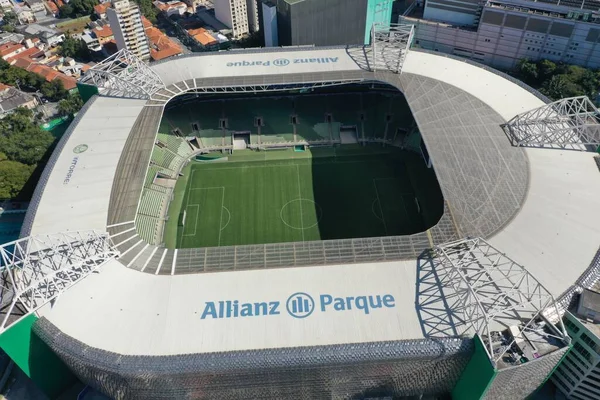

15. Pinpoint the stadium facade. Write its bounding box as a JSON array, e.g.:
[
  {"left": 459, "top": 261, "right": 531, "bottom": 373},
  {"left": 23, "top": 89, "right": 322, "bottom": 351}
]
[{"left": 0, "top": 26, "right": 599, "bottom": 399}]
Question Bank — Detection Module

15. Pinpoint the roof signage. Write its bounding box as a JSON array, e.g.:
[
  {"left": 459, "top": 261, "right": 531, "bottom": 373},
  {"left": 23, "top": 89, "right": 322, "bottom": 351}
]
[
  {"left": 200, "top": 291, "right": 395, "bottom": 320},
  {"left": 226, "top": 57, "right": 339, "bottom": 68}
]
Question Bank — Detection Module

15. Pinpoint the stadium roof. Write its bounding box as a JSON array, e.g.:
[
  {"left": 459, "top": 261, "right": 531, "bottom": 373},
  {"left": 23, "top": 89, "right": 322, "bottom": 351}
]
[{"left": 24, "top": 47, "right": 600, "bottom": 356}]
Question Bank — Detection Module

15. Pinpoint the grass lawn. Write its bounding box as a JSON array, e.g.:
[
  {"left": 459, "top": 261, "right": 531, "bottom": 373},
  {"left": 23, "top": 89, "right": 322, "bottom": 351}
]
[{"left": 164, "top": 146, "right": 443, "bottom": 249}]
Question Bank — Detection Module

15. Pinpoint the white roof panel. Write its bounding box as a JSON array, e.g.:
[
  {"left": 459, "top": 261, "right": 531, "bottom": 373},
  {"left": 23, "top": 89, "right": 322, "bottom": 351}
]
[
  {"left": 39, "top": 259, "right": 423, "bottom": 355},
  {"left": 30, "top": 97, "right": 147, "bottom": 235},
  {"left": 151, "top": 48, "right": 364, "bottom": 86}
]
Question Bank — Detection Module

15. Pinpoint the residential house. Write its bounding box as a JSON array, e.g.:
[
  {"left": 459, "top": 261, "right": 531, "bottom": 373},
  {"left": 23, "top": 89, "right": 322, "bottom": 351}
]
[
  {"left": 92, "top": 25, "right": 114, "bottom": 45},
  {"left": 25, "top": 0, "right": 46, "bottom": 13},
  {"left": 0, "top": 42, "right": 25, "bottom": 60},
  {"left": 0, "top": 83, "right": 39, "bottom": 115},
  {"left": 145, "top": 25, "right": 182, "bottom": 60},
  {"left": 93, "top": 2, "right": 111, "bottom": 19},
  {"left": 46, "top": 1, "right": 59, "bottom": 17},
  {"left": 15, "top": 7, "right": 35, "bottom": 24},
  {"left": 0, "top": 0, "right": 12, "bottom": 10},
  {"left": 153, "top": 0, "right": 187, "bottom": 16}
]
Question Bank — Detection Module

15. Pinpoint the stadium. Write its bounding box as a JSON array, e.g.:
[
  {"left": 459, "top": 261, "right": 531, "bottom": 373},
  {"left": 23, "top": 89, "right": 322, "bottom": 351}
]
[{"left": 1, "top": 24, "right": 600, "bottom": 399}]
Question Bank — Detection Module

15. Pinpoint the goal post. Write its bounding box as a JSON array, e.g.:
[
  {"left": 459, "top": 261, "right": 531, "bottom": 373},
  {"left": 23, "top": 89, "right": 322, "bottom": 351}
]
[{"left": 178, "top": 210, "right": 186, "bottom": 227}]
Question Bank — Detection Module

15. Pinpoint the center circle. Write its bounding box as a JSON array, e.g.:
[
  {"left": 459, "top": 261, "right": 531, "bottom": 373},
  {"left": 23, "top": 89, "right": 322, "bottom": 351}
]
[{"left": 280, "top": 199, "right": 322, "bottom": 230}]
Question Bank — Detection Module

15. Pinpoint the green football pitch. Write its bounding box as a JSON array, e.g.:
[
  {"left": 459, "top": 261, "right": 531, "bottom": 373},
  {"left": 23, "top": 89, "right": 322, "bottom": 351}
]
[{"left": 164, "top": 146, "right": 443, "bottom": 249}]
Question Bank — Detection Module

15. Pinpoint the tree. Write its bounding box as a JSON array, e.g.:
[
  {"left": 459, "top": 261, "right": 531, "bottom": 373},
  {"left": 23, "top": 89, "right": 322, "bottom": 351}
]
[
  {"left": 0, "top": 160, "right": 35, "bottom": 199},
  {"left": 59, "top": 0, "right": 98, "bottom": 18},
  {"left": 2, "top": 12, "right": 17, "bottom": 32},
  {"left": 134, "top": 0, "right": 158, "bottom": 23},
  {"left": 41, "top": 79, "right": 67, "bottom": 102},
  {"left": 516, "top": 59, "right": 539, "bottom": 86},
  {"left": 0, "top": 108, "right": 54, "bottom": 165},
  {"left": 58, "top": 93, "right": 84, "bottom": 116},
  {"left": 58, "top": 33, "right": 91, "bottom": 61}
]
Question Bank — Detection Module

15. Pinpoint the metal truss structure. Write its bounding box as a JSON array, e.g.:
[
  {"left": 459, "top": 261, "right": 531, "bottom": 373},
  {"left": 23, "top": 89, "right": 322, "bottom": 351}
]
[
  {"left": 149, "top": 79, "right": 369, "bottom": 105},
  {"left": 503, "top": 96, "right": 600, "bottom": 149},
  {"left": 371, "top": 23, "right": 414, "bottom": 74},
  {"left": 0, "top": 231, "right": 118, "bottom": 333},
  {"left": 434, "top": 238, "right": 569, "bottom": 365},
  {"left": 80, "top": 49, "right": 165, "bottom": 99}
]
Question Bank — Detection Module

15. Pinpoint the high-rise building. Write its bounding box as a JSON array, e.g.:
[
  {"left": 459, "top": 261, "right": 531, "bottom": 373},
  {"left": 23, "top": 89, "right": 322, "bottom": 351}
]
[
  {"left": 552, "top": 289, "right": 600, "bottom": 399},
  {"left": 214, "top": 0, "right": 251, "bottom": 39},
  {"left": 107, "top": 0, "right": 150, "bottom": 61},
  {"left": 272, "top": 0, "right": 392, "bottom": 47},
  {"left": 261, "top": 0, "right": 278, "bottom": 46}
]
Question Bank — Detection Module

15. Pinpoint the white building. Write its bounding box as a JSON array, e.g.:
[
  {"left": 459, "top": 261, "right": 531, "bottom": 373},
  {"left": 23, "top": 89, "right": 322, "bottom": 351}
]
[
  {"left": 107, "top": 0, "right": 150, "bottom": 61},
  {"left": 246, "top": 0, "right": 258, "bottom": 33},
  {"left": 553, "top": 289, "right": 600, "bottom": 399},
  {"left": 214, "top": 0, "right": 250, "bottom": 39},
  {"left": 402, "top": 0, "right": 600, "bottom": 70}
]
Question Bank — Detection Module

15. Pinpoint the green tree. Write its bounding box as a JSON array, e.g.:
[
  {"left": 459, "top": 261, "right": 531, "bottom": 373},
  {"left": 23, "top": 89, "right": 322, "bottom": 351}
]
[
  {"left": 2, "top": 12, "right": 17, "bottom": 32},
  {"left": 0, "top": 160, "right": 35, "bottom": 199},
  {"left": 60, "top": 0, "right": 98, "bottom": 17},
  {"left": 516, "top": 59, "right": 539, "bottom": 86},
  {"left": 41, "top": 79, "right": 67, "bottom": 102},
  {"left": 537, "top": 59, "right": 556, "bottom": 82},
  {"left": 57, "top": 93, "right": 84, "bottom": 116},
  {"left": 134, "top": 0, "right": 157, "bottom": 23},
  {"left": 0, "top": 108, "right": 54, "bottom": 165},
  {"left": 58, "top": 34, "right": 91, "bottom": 61}
]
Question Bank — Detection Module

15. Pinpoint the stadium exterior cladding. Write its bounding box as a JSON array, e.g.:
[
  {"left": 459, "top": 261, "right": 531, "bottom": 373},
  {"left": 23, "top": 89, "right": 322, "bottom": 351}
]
[{"left": 21, "top": 46, "right": 600, "bottom": 399}]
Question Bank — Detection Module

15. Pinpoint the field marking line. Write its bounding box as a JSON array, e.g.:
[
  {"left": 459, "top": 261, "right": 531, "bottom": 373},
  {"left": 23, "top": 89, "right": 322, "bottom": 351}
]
[
  {"left": 221, "top": 206, "right": 231, "bottom": 231},
  {"left": 371, "top": 199, "right": 383, "bottom": 221},
  {"left": 190, "top": 186, "right": 227, "bottom": 191},
  {"left": 182, "top": 204, "right": 199, "bottom": 237},
  {"left": 218, "top": 187, "right": 225, "bottom": 246},
  {"left": 188, "top": 158, "right": 374, "bottom": 173},
  {"left": 296, "top": 165, "right": 304, "bottom": 242},
  {"left": 373, "top": 179, "right": 388, "bottom": 235}
]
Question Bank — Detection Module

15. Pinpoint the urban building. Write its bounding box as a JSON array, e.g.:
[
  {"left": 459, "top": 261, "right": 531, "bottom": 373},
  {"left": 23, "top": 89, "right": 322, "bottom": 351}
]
[
  {"left": 552, "top": 289, "right": 600, "bottom": 400},
  {"left": 261, "top": 0, "right": 277, "bottom": 46},
  {"left": 401, "top": 0, "right": 600, "bottom": 69},
  {"left": 24, "top": 0, "right": 45, "bottom": 13},
  {"left": 214, "top": 0, "right": 250, "bottom": 39},
  {"left": 0, "top": 83, "right": 38, "bottom": 115},
  {"left": 270, "top": 0, "right": 392, "bottom": 47},
  {"left": 247, "top": 0, "right": 259, "bottom": 32},
  {"left": 107, "top": 0, "right": 151, "bottom": 61}
]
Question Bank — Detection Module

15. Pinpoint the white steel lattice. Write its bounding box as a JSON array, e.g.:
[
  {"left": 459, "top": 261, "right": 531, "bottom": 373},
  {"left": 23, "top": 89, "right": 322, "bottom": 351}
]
[
  {"left": 80, "top": 49, "right": 165, "bottom": 99},
  {"left": 504, "top": 96, "right": 600, "bottom": 149},
  {"left": 0, "top": 231, "right": 118, "bottom": 333},
  {"left": 371, "top": 23, "right": 414, "bottom": 74},
  {"left": 434, "top": 238, "right": 568, "bottom": 365}
]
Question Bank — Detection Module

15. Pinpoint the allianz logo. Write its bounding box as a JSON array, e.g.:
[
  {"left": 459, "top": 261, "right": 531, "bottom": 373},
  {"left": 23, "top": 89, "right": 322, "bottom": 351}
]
[
  {"left": 200, "top": 292, "right": 396, "bottom": 320},
  {"left": 226, "top": 57, "right": 339, "bottom": 68}
]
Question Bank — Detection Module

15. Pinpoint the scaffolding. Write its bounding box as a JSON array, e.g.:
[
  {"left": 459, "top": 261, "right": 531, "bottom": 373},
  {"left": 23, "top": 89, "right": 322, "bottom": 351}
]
[
  {"left": 371, "top": 23, "right": 414, "bottom": 74},
  {"left": 434, "top": 237, "right": 569, "bottom": 366},
  {"left": 0, "top": 231, "right": 118, "bottom": 333},
  {"left": 80, "top": 49, "right": 165, "bottom": 99},
  {"left": 503, "top": 96, "right": 600, "bottom": 149}
]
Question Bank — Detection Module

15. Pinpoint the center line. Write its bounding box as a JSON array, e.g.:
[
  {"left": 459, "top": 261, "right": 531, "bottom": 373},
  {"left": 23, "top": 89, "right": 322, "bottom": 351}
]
[{"left": 296, "top": 164, "right": 304, "bottom": 242}]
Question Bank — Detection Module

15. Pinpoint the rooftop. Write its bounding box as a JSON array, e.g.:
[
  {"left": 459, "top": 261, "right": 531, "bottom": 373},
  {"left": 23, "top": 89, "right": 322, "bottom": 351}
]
[{"left": 0, "top": 42, "right": 24, "bottom": 57}]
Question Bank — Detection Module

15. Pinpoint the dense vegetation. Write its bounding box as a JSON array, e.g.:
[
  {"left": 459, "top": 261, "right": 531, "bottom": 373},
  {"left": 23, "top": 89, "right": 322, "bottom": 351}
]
[
  {"left": 515, "top": 59, "right": 600, "bottom": 102},
  {"left": 58, "top": 33, "right": 92, "bottom": 61},
  {"left": 59, "top": 0, "right": 99, "bottom": 19},
  {"left": 134, "top": 0, "right": 158, "bottom": 24},
  {"left": 0, "top": 108, "right": 54, "bottom": 199},
  {"left": 0, "top": 59, "right": 70, "bottom": 102}
]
